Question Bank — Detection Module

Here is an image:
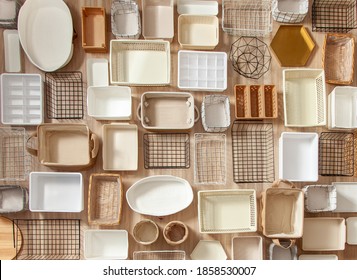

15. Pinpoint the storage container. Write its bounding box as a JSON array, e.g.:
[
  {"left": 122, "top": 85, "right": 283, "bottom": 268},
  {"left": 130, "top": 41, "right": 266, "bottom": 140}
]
[
  {"left": 0, "top": 185, "right": 28, "bottom": 213},
  {"left": 302, "top": 218, "right": 346, "bottom": 251},
  {"left": 111, "top": 0, "right": 141, "bottom": 39},
  {"left": 222, "top": 0, "right": 272, "bottom": 37},
  {"left": 142, "top": 0, "right": 174, "bottom": 41},
  {"left": 110, "top": 40, "right": 171, "bottom": 86},
  {"left": 178, "top": 50, "right": 227, "bottom": 91},
  {"left": 27, "top": 124, "right": 99, "bottom": 170},
  {"left": 138, "top": 91, "right": 199, "bottom": 131},
  {"left": 328, "top": 86, "right": 357, "bottom": 129},
  {"left": 198, "top": 189, "right": 257, "bottom": 234},
  {"left": 190, "top": 240, "right": 227, "bottom": 260},
  {"left": 234, "top": 85, "right": 278, "bottom": 119},
  {"left": 163, "top": 221, "right": 189, "bottom": 246},
  {"left": 346, "top": 217, "right": 357, "bottom": 245},
  {"left": 0, "top": 216, "right": 22, "bottom": 260},
  {"left": 3, "top": 30, "right": 21, "bottom": 72},
  {"left": 88, "top": 174, "right": 123, "bottom": 226},
  {"left": 299, "top": 254, "right": 338, "bottom": 260},
  {"left": 178, "top": 15, "right": 219, "bottom": 50},
  {"left": 177, "top": 0, "right": 218, "bottom": 15},
  {"left": 133, "top": 219, "right": 159, "bottom": 245},
  {"left": 194, "top": 134, "right": 226, "bottom": 184},
  {"left": 29, "top": 172, "right": 83, "bottom": 213},
  {"left": 102, "top": 123, "right": 138, "bottom": 171},
  {"left": 86, "top": 58, "right": 109, "bottom": 87},
  {"left": 302, "top": 185, "right": 337, "bottom": 213},
  {"left": 269, "top": 241, "right": 297, "bottom": 260},
  {"left": 322, "top": 33, "right": 354, "bottom": 84},
  {"left": 333, "top": 182, "right": 357, "bottom": 212},
  {"left": 232, "top": 121, "right": 274, "bottom": 183},
  {"left": 279, "top": 132, "right": 319, "bottom": 182},
  {"left": 283, "top": 69, "right": 326, "bottom": 127},
  {"left": 261, "top": 180, "right": 304, "bottom": 242},
  {"left": 81, "top": 7, "right": 107, "bottom": 52},
  {"left": 133, "top": 250, "right": 186, "bottom": 260},
  {"left": 0, "top": 0, "right": 21, "bottom": 29},
  {"left": 87, "top": 86, "right": 131, "bottom": 120},
  {"left": 201, "top": 95, "right": 230, "bottom": 132},
  {"left": 17, "top": 0, "right": 74, "bottom": 72},
  {"left": 84, "top": 230, "right": 128, "bottom": 260},
  {"left": 231, "top": 236, "right": 263, "bottom": 260},
  {"left": 272, "top": 0, "right": 308, "bottom": 23},
  {"left": 126, "top": 175, "right": 193, "bottom": 216},
  {"left": 1, "top": 73, "right": 43, "bottom": 125}
]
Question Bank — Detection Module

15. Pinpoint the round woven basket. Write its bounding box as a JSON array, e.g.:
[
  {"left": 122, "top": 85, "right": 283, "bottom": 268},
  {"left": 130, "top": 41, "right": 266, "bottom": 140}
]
[
  {"left": 133, "top": 219, "right": 159, "bottom": 245},
  {"left": 163, "top": 221, "right": 189, "bottom": 246}
]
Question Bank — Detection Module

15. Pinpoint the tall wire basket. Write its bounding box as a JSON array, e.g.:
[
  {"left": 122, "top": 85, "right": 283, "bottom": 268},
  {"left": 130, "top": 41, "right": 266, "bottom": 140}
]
[
  {"left": 272, "top": 0, "right": 309, "bottom": 23},
  {"left": 45, "top": 72, "right": 84, "bottom": 119},
  {"left": 111, "top": 0, "right": 141, "bottom": 39},
  {"left": 232, "top": 121, "right": 274, "bottom": 183}
]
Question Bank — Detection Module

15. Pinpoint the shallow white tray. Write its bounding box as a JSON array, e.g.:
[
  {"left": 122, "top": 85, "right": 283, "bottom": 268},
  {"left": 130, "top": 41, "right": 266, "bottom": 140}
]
[
  {"left": 3, "top": 30, "right": 21, "bottom": 72},
  {"left": 177, "top": 0, "right": 218, "bottom": 15},
  {"left": 279, "top": 132, "right": 319, "bottom": 182},
  {"left": 87, "top": 86, "right": 131, "bottom": 120},
  {"left": 29, "top": 172, "right": 83, "bottom": 213},
  {"left": 126, "top": 175, "right": 193, "bottom": 216},
  {"left": 333, "top": 182, "right": 357, "bottom": 212},
  {"left": 102, "top": 123, "right": 138, "bottom": 171},
  {"left": 347, "top": 217, "right": 357, "bottom": 245},
  {"left": 299, "top": 254, "right": 338, "bottom": 260},
  {"left": 86, "top": 58, "right": 109, "bottom": 87},
  {"left": 231, "top": 236, "right": 263, "bottom": 260},
  {"left": 190, "top": 240, "right": 227, "bottom": 260},
  {"left": 84, "top": 230, "right": 128, "bottom": 260}
]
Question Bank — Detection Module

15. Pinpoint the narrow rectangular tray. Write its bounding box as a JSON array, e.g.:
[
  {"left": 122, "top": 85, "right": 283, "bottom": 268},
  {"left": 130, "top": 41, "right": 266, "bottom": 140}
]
[{"left": 333, "top": 182, "right": 357, "bottom": 212}]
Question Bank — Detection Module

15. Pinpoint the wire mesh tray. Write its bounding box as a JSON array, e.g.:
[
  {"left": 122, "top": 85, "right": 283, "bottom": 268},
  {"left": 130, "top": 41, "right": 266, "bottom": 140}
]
[
  {"left": 88, "top": 173, "right": 123, "bottom": 226},
  {"left": 143, "top": 133, "right": 190, "bottom": 169},
  {"left": 198, "top": 189, "right": 257, "bottom": 233},
  {"left": 232, "top": 121, "right": 274, "bottom": 183},
  {"left": 133, "top": 250, "right": 186, "bottom": 260},
  {"left": 14, "top": 219, "right": 81, "bottom": 260},
  {"left": 194, "top": 133, "right": 226, "bottom": 185},
  {"left": 111, "top": 0, "right": 141, "bottom": 39},
  {"left": 272, "top": 0, "right": 308, "bottom": 23}
]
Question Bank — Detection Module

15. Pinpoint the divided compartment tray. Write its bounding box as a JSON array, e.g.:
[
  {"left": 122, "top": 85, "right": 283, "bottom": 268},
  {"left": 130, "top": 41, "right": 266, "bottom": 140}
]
[
  {"left": 198, "top": 189, "right": 257, "bottom": 233},
  {"left": 1, "top": 73, "right": 43, "bottom": 125},
  {"left": 194, "top": 133, "right": 226, "bottom": 185},
  {"left": 178, "top": 50, "right": 227, "bottom": 92},
  {"left": 234, "top": 85, "right": 277, "bottom": 119},
  {"left": 143, "top": 133, "right": 190, "bottom": 169},
  {"left": 232, "top": 121, "right": 274, "bottom": 183}
]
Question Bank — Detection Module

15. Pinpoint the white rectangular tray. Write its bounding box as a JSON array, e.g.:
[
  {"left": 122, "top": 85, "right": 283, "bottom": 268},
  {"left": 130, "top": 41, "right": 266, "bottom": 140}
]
[
  {"left": 299, "top": 254, "right": 338, "bottom": 260},
  {"left": 3, "top": 29, "right": 21, "bottom": 72},
  {"left": 1, "top": 73, "right": 43, "bottom": 125},
  {"left": 333, "top": 182, "right": 357, "bottom": 212},
  {"left": 178, "top": 50, "right": 227, "bottom": 91},
  {"left": 102, "top": 123, "right": 138, "bottom": 171},
  {"left": 86, "top": 58, "right": 108, "bottom": 87},
  {"left": 177, "top": 0, "right": 218, "bottom": 15}
]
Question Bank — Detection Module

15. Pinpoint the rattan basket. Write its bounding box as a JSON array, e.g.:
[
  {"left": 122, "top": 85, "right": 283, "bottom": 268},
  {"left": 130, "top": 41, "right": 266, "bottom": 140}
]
[
  {"left": 322, "top": 33, "right": 355, "bottom": 85},
  {"left": 133, "top": 219, "right": 159, "bottom": 245},
  {"left": 163, "top": 221, "right": 189, "bottom": 246},
  {"left": 303, "top": 185, "right": 337, "bottom": 213},
  {"left": 88, "top": 173, "right": 123, "bottom": 226}
]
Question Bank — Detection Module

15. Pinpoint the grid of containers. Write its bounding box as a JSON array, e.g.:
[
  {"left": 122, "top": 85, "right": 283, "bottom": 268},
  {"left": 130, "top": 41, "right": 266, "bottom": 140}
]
[{"left": 1, "top": 0, "right": 357, "bottom": 261}]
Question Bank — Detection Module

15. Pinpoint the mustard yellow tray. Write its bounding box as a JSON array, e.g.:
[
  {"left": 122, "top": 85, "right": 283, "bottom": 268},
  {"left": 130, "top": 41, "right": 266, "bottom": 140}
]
[{"left": 270, "top": 25, "right": 315, "bottom": 67}]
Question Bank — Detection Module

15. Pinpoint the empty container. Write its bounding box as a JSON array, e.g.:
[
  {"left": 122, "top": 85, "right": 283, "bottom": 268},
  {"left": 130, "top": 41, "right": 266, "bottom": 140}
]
[
  {"left": 163, "top": 221, "right": 189, "bottom": 246},
  {"left": 272, "top": 0, "right": 309, "bottom": 23},
  {"left": 86, "top": 58, "right": 109, "bottom": 87},
  {"left": 111, "top": 0, "right": 141, "bottom": 39},
  {"left": 133, "top": 219, "right": 159, "bottom": 245},
  {"left": 201, "top": 95, "right": 230, "bottom": 132},
  {"left": 231, "top": 236, "right": 263, "bottom": 260},
  {"left": 269, "top": 242, "right": 297, "bottom": 260},
  {"left": 0, "top": 0, "right": 21, "bottom": 29},
  {"left": 333, "top": 182, "right": 357, "bottom": 213},
  {"left": 133, "top": 250, "right": 186, "bottom": 260},
  {"left": 347, "top": 217, "right": 357, "bottom": 245},
  {"left": 0, "top": 185, "right": 28, "bottom": 213},
  {"left": 190, "top": 240, "right": 227, "bottom": 260},
  {"left": 81, "top": 7, "right": 107, "bottom": 52},
  {"left": 303, "top": 185, "right": 337, "bottom": 213},
  {"left": 3, "top": 29, "right": 21, "bottom": 72}
]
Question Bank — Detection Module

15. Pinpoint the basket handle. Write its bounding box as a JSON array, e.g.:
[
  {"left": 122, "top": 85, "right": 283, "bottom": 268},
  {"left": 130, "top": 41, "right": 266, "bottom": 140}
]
[
  {"left": 272, "top": 239, "right": 296, "bottom": 249},
  {"left": 136, "top": 104, "right": 142, "bottom": 121},
  {"left": 26, "top": 132, "right": 38, "bottom": 157},
  {"left": 90, "top": 133, "right": 100, "bottom": 159},
  {"left": 271, "top": 179, "right": 295, "bottom": 189},
  {"left": 194, "top": 105, "right": 200, "bottom": 123}
]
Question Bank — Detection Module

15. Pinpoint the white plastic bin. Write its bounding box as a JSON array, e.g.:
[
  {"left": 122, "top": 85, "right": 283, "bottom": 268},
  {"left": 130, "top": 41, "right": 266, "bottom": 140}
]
[
  {"left": 3, "top": 30, "right": 21, "bottom": 72},
  {"left": 29, "top": 172, "right": 83, "bottom": 213},
  {"left": 87, "top": 86, "right": 131, "bottom": 120},
  {"left": 177, "top": 0, "right": 218, "bottom": 15},
  {"left": 333, "top": 182, "right": 357, "bottom": 213},
  {"left": 86, "top": 58, "right": 108, "bottom": 87},
  {"left": 279, "top": 132, "right": 319, "bottom": 182}
]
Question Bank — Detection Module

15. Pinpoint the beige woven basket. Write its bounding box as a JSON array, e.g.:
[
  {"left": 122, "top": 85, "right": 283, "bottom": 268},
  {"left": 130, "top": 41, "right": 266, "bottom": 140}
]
[
  {"left": 133, "top": 219, "right": 159, "bottom": 245},
  {"left": 163, "top": 221, "right": 189, "bottom": 246},
  {"left": 88, "top": 173, "right": 123, "bottom": 226},
  {"left": 322, "top": 33, "right": 355, "bottom": 85}
]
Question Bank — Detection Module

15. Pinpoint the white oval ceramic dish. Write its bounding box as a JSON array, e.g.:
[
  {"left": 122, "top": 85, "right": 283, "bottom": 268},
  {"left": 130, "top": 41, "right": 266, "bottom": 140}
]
[
  {"left": 17, "top": 0, "right": 73, "bottom": 72},
  {"left": 126, "top": 175, "right": 193, "bottom": 216}
]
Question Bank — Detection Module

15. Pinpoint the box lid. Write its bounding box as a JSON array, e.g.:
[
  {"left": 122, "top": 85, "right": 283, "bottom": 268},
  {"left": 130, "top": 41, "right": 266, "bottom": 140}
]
[{"left": 177, "top": 0, "right": 218, "bottom": 15}]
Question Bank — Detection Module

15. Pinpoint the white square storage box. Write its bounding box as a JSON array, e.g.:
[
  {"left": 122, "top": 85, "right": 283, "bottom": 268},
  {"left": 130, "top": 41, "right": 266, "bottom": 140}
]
[
  {"left": 198, "top": 189, "right": 257, "bottom": 234},
  {"left": 86, "top": 58, "right": 108, "bottom": 87},
  {"left": 231, "top": 236, "right": 263, "bottom": 260},
  {"left": 279, "top": 132, "right": 319, "bottom": 182},
  {"left": 84, "top": 230, "right": 128, "bottom": 260},
  {"left": 302, "top": 218, "right": 346, "bottom": 251},
  {"left": 328, "top": 86, "right": 357, "bottom": 129},
  {"left": 1, "top": 73, "right": 43, "bottom": 125},
  {"left": 102, "top": 123, "right": 138, "bottom": 171},
  {"left": 142, "top": 0, "right": 174, "bottom": 41},
  {"left": 87, "top": 86, "right": 131, "bottom": 120},
  {"left": 29, "top": 172, "right": 83, "bottom": 213},
  {"left": 333, "top": 182, "right": 357, "bottom": 213},
  {"left": 178, "top": 50, "right": 227, "bottom": 91},
  {"left": 110, "top": 40, "right": 171, "bottom": 86},
  {"left": 283, "top": 69, "right": 326, "bottom": 127}
]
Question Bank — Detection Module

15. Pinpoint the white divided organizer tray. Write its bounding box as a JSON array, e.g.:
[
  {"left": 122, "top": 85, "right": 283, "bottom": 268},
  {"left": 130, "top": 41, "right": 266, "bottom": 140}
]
[
  {"left": 84, "top": 230, "right": 128, "bottom": 260},
  {"left": 1, "top": 73, "right": 43, "bottom": 125},
  {"left": 102, "top": 123, "right": 138, "bottom": 171},
  {"left": 333, "top": 182, "right": 357, "bottom": 212},
  {"left": 279, "top": 132, "right": 319, "bottom": 182},
  {"left": 87, "top": 86, "right": 131, "bottom": 120},
  {"left": 86, "top": 58, "right": 109, "bottom": 87},
  {"left": 29, "top": 172, "right": 83, "bottom": 213},
  {"left": 3, "top": 30, "right": 21, "bottom": 72},
  {"left": 178, "top": 50, "right": 227, "bottom": 91}
]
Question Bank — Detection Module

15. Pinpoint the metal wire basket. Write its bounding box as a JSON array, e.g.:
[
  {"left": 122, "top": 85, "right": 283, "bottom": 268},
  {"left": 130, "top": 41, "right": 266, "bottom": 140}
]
[
  {"left": 0, "top": 185, "right": 28, "bottom": 213},
  {"left": 302, "top": 185, "right": 337, "bottom": 212},
  {"left": 201, "top": 95, "right": 230, "bottom": 132},
  {"left": 272, "top": 0, "right": 309, "bottom": 23},
  {"left": 111, "top": 0, "right": 141, "bottom": 39}
]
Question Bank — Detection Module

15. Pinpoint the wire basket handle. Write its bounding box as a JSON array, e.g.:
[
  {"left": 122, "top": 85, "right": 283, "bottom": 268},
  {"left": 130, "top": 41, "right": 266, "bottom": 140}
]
[{"left": 26, "top": 132, "right": 38, "bottom": 157}]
